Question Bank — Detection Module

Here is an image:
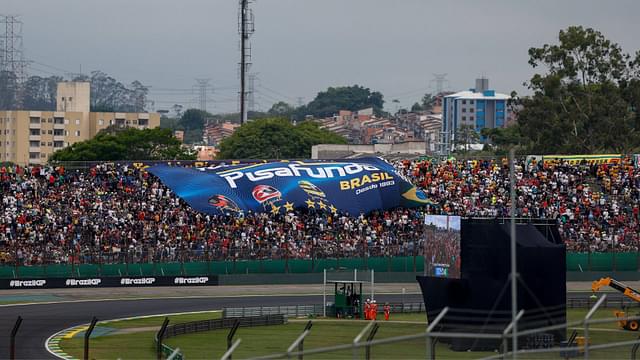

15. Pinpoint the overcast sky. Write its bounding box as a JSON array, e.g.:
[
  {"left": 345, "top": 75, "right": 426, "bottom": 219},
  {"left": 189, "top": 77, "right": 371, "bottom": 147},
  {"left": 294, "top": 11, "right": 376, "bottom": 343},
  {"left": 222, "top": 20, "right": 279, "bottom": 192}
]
[{"left": 5, "top": 0, "right": 640, "bottom": 113}]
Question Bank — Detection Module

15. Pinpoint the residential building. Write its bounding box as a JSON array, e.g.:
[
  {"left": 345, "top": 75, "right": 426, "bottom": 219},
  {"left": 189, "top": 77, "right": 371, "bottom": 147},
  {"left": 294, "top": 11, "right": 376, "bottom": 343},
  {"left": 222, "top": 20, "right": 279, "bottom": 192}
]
[
  {"left": 0, "top": 82, "right": 160, "bottom": 165},
  {"left": 204, "top": 121, "right": 239, "bottom": 146},
  {"left": 442, "top": 78, "right": 510, "bottom": 136}
]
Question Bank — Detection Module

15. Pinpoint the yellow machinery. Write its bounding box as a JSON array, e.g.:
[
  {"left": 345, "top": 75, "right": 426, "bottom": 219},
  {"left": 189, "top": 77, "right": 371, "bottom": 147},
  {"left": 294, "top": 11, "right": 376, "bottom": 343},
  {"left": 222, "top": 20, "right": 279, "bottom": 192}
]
[{"left": 592, "top": 277, "right": 640, "bottom": 331}]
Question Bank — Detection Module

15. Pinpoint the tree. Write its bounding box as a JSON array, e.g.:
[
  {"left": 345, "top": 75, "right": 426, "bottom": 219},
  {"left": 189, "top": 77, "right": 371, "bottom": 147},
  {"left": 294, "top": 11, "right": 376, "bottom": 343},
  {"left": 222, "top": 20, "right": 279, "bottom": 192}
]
[
  {"left": 49, "top": 127, "right": 195, "bottom": 162},
  {"left": 0, "top": 71, "right": 18, "bottom": 110},
  {"left": 410, "top": 102, "right": 423, "bottom": 112},
  {"left": 421, "top": 93, "right": 436, "bottom": 110},
  {"left": 454, "top": 125, "right": 480, "bottom": 153},
  {"left": 72, "top": 71, "right": 150, "bottom": 113},
  {"left": 517, "top": 26, "right": 640, "bottom": 154},
  {"left": 298, "top": 85, "right": 385, "bottom": 119},
  {"left": 481, "top": 126, "right": 526, "bottom": 154},
  {"left": 22, "top": 75, "right": 62, "bottom": 110},
  {"left": 217, "top": 118, "right": 346, "bottom": 159},
  {"left": 176, "top": 109, "right": 213, "bottom": 144},
  {"left": 268, "top": 101, "right": 295, "bottom": 118}
]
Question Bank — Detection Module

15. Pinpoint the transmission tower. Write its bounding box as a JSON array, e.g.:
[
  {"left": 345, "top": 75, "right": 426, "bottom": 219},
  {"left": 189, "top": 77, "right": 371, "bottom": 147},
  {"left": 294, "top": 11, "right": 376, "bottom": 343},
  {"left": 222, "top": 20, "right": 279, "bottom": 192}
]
[
  {"left": 247, "top": 73, "right": 257, "bottom": 112},
  {"left": 194, "top": 78, "right": 212, "bottom": 112},
  {"left": 296, "top": 97, "right": 304, "bottom": 108},
  {"left": 1, "top": 15, "right": 28, "bottom": 108},
  {"left": 238, "top": 0, "right": 255, "bottom": 124},
  {"left": 431, "top": 73, "right": 449, "bottom": 94}
]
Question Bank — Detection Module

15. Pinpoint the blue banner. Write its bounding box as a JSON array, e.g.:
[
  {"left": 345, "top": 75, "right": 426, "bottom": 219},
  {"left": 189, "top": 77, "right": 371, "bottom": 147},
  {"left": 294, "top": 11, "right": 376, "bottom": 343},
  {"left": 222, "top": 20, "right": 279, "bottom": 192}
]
[{"left": 148, "top": 158, "right": 431, "bottom": 216}]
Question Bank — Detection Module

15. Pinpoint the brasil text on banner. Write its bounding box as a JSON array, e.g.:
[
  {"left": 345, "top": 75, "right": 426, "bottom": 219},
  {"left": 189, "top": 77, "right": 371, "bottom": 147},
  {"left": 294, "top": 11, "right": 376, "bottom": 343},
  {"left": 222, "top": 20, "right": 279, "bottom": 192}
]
[{"left": 148, "top": 158, "right": 431, "bottom": 216}]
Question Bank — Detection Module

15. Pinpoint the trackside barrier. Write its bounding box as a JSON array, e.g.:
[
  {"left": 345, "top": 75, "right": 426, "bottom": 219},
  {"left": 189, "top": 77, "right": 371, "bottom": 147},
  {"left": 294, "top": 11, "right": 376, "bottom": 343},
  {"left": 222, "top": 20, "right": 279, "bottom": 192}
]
[
  {"left": 3, "top": 252, "right": 639, "bottom": 278},
  {"left": 165, "top": 314, "right": 286, "bottom": 339},
  {"left": 246, "top": 296, "right": 640, "bottom": 360},
  {"left": 222, "top": 303, "right": 426, "bottom": 318},
  {"left": 0, "top": 256, "right": 425, "bottom": 279},
  {"left": 153, "top": 315, "right": 283, "bottom": 360}
]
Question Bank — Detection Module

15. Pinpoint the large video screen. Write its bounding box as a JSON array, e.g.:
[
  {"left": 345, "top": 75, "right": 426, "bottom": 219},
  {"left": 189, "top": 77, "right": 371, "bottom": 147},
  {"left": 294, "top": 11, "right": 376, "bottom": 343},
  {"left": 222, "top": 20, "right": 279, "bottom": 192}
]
[{"left": 424, "top": 215, "right": 461, "bottom": 278}]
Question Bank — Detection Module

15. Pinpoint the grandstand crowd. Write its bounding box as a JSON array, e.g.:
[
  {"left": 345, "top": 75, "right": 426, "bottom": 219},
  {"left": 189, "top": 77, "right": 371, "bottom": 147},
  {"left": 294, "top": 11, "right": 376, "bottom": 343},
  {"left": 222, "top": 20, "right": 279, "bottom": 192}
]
[{"left": 0, "top": 157, "right": 638, "bottom": 265}]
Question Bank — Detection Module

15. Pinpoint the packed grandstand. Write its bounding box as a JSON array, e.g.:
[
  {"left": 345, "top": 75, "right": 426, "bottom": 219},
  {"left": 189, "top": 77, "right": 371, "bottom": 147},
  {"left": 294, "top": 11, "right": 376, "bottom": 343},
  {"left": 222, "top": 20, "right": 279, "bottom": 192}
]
[{"left": 0, "top": 157, "right": 638, "bottom": 266}]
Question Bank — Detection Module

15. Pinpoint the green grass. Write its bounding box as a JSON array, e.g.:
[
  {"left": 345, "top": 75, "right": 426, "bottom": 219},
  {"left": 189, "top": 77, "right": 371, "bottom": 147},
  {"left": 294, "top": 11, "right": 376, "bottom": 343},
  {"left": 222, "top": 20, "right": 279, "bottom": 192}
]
[
  {"left": 58, "top": 309, "right": 637, "bottom": 360},
  {"left": 100, "top": 310, "right": 222, "bottom": 329}
]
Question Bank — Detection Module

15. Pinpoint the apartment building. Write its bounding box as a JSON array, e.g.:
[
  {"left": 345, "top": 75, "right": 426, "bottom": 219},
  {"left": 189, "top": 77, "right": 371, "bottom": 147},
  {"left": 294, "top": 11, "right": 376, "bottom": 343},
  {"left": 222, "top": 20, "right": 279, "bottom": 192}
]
[{"left": 0, "top": 82, "right": 159, "bottom": 165}]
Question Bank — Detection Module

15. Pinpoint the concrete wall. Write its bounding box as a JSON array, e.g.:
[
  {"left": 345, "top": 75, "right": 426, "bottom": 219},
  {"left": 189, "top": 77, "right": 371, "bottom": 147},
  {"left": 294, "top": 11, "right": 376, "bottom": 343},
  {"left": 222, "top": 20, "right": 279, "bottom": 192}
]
[{"left": 312, "top": 142, "right": 427, "bottom": 159}]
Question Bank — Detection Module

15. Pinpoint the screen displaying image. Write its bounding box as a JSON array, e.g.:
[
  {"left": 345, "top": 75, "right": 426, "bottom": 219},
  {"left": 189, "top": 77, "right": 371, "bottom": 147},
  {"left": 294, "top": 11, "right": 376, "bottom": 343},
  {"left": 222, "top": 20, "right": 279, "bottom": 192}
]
[{"left": 424, "top": 215, "right": 461, "bottom": 278}]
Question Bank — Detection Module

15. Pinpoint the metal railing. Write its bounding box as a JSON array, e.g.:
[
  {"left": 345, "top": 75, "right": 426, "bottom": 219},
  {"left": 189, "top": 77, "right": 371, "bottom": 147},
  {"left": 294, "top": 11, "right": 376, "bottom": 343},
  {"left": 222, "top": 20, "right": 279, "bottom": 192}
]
[
  {"left": 212, "top": 294, "right": 640, "bottom": 360},
  {"left": 222, "top": 303, "right": 427, "bottom": 319},
  {"left": 165, "top": 314, "right": 285, "bottom": 338}
]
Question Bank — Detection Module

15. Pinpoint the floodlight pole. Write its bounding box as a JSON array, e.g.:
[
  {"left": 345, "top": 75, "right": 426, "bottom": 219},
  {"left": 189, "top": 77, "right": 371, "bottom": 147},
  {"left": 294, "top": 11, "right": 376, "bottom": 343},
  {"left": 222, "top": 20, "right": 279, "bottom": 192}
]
[
  {"left": 323, "top": 269, "right": 327, "bottom": 317},
  {"left": 371, "top": 270, "right": 374, "bottom": 301},
  {"left": 509, "top": 148, "right": 518, "bottom": 359}
]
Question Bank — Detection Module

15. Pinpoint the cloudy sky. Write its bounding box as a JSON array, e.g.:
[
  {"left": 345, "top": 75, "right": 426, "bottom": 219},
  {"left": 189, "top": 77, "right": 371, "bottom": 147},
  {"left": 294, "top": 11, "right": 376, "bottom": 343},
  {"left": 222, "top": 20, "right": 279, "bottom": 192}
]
[{"left": 5, "top": 0, "right": 640, "bottom": 113}]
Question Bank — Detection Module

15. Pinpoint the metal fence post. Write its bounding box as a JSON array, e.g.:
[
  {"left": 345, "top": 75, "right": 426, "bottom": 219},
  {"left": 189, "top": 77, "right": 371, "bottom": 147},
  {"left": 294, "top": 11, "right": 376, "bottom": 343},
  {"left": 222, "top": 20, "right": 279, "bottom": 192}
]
[
  {"left": 84, "top": 317, "right": 98, "bottom": 360},
  {"left": 426, "top": 307, "right": 448, "bottom": 360},
  {"left": 364, "top": 323, "right": 380, "bottom": 360},
  {"left": 584, "top": 294, "right": 606, "bottom": 359},
  {"left": 227, "top": 319, "right": 240, "bottom": 360},
  {"left": 286, "top": 321, "right": 313, "bottom": 360},
  {"left": 501, "top": 310, "right": 524, "bottom": 358},
  {"left": 156, "top": 317, "right": 170, "bottom": 360},
  {"left": 631, "top": 334, "right": 640, "bottom": 360},
  {"left": 221, "top": 339, "right": 241, "bottom": 360},
  {"left": 9, "top": 316, "right": 22, "bottom": 360},
  {"left": 353, "top": 321, "right": 375, "bottom": 360}
]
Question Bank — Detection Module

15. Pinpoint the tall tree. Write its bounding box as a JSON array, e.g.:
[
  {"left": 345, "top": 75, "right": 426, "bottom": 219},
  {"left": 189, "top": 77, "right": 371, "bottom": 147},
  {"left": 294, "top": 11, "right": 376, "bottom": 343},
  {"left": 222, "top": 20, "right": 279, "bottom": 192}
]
[
  {"left": 517, "top": 26, "right": 640, "bottom": 154},
  {"left": 455, "top": 125, "right": 480, "bottom": 152},
  {"left": 22, "top": 75, "right": 62, "bottom": 110},
  {"left": 268, "top": 101, "right": 295, "bottom": 118},
  {"left": 299, "top": 85, "right": 384, "bottom": 119},
  {"left": 0, "top": 71, "right": 18, "bottom": 110},
  {"left": 217, "top": 118, "right": 346, "bottom": 159},
  {"left": 49, "top": 127, "right": 195, "bottom": 162}
]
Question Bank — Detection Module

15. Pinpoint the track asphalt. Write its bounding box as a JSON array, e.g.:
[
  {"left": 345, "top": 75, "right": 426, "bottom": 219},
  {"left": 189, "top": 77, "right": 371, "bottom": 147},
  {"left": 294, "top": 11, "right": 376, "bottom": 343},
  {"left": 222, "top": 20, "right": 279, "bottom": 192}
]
[
  {"left": 0, "top": 282, "right": 624, "bottom": 359},
  {"left": 0, "top": 292, "right": 423, "bottom": 359}
]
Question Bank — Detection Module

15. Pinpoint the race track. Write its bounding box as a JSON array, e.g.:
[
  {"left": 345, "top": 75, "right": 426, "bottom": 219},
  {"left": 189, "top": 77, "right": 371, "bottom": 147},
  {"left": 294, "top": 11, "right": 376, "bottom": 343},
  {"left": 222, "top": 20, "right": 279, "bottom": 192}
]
[{"left": 0, "top": 293, "right": 423, "bottom": 359}]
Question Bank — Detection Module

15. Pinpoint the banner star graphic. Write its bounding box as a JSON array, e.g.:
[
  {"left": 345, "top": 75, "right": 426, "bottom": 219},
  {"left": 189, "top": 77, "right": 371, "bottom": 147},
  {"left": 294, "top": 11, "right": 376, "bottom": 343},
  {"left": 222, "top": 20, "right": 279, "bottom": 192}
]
[
  {"left": 317, "top": 201, "right": 327, "bottom": 210},
  {"left": 329, "top": 205, "right": 338, "bottom": 214},
  {"left": 283, "top": 202, "right": 294, "bottom": 212},
  {"left": 270, "top": 203, "right": 281, "bottom": 215},
  {"left": 305, "top": 199, "right": 316, "bottom": 208}
]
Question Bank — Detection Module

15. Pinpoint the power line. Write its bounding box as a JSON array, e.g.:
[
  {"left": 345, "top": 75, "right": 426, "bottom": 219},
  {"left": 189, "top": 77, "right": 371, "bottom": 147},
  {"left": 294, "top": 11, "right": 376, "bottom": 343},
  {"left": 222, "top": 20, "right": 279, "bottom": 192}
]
[{"left": 257, "top": 83, "right": 296, "bottom": 102}]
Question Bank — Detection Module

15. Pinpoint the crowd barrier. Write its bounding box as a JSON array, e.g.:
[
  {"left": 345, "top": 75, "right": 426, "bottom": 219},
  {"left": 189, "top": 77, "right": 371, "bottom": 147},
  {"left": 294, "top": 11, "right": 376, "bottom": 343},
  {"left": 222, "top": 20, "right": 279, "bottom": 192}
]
[
  {"left": 0, "top": 253, "right": 637, "bottom": 281},
  {"left": 0, "top": 275, "right": 217, "bottom": 289},
  {"left": 0, "top": 256, "right": 424, "bottom": 279},
  {"left": 566, "top": 252, "right": 640, "bottom": 271}
]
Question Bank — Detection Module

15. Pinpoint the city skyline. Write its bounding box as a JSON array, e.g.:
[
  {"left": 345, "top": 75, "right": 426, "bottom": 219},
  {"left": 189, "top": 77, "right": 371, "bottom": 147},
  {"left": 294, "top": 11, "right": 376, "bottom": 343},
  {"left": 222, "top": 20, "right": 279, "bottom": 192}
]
[{"left": 4, "top": 0, "right": 640, "bottom": 113}]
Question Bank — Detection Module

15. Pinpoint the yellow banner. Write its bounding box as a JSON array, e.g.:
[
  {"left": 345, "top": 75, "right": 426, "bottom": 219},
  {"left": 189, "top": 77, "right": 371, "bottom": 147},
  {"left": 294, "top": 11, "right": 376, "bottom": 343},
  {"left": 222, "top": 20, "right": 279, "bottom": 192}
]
[{"left": 542, "top": 154, "right": 622, "bottom": 166}]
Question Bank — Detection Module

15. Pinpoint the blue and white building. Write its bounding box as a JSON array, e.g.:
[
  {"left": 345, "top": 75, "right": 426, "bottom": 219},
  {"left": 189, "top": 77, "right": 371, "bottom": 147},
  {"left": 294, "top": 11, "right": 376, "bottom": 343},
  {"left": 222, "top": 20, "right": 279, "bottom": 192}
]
[{"left": 442, "top": 78, "right": 510, "bottom": 147}]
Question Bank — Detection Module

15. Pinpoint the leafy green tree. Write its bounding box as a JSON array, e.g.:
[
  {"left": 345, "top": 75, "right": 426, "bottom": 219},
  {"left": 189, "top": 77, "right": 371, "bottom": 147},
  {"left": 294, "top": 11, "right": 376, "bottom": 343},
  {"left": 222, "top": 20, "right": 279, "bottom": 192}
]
[
  {"left": 298, "top": 85, "right": 384, "bottom": 119},
  {"left": 268, "top": 101, "right": 296, "bottom": 118},
  {"left": 421, "top": 93, "right": 436, "bottom": 110},
  {"left": 454, "top": 125, "right": 480, "bottom": 153},
  {"left": 517, "top": 26, "right": 640, "bottom": 154},
  {"left": 22, "top": 75, "right": 62, "bottom": 110},
  {"left": 481, "top": 126, "right": 526, "bottom": 154},
  {"left": 0, "top": 71, "right": 18, "bottom": 110},
  {"left": 411, "top": 102, "right": 423, "bottom": 112},
  {"left": 217, "top": 118, "right": 346, "bottom": 159},
  {"left": 49, "top": 127, "right": 195, "bottom": 162}
]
